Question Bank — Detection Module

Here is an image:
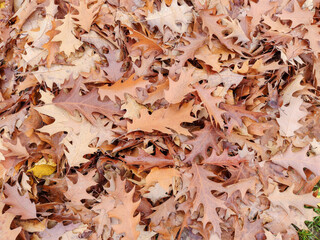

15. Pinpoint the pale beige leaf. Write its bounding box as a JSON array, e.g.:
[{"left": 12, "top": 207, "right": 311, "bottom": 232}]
[
  {"left": 52, "top": 13, "right": 83, "bottom": 56},
  {"left": 276, "top": 97, "right": 307, "bottom": 137},
  {"left": 146, "top": 0, "right": 192, "bottom": 34}
]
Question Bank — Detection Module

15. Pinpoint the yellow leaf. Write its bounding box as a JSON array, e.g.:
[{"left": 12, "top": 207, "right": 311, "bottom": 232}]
[
  {"left": 0, "top": 2, "right": 5, "bottom": 8},
  {"left": 28, "top": 161, "right": 56, "bottom": 178}
]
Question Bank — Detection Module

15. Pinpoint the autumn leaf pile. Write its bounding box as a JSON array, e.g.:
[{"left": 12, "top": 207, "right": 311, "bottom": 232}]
[{"left": 1, "top": 0, "right": 320, "bottom": 239}]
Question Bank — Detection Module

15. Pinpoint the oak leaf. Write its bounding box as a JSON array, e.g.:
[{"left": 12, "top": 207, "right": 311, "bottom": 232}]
[
  {"left": 22, "top": 46, "right": 48, "bottom": 68},
  {"left": 108, "top": 187, "right": 141, "bottom": 240},
  {"left": 127, "top": 27, "right": 163, "bottom": 57},
  {"left": 187, "top": 164, "right": 226, "bottom": 236},
  {"left": 121, "top": 95, "right": 146, "bottom": 119},
  {"left": 0, "top": 108, "right": 27, "bottom": 134},
  {"left": 143, "top": 80, "right": 168, "bottom": 105},
  {"left": 195, "top": 85, "right": 226, "bottom": 128},
  {"left": 92, "top": 195, "right": 115, "bottom": 213},
  {"left": 39, "top": 222, "right": 80, "bottom": 240},
  {"left": 195, "top": 45, "right": 222, "bottom": 72},
  {"left": 304, "top": 24, "right": 320, "bottom": 55},
  {"left": 145, "top": 167, "right": 180, "bottom": 192},
  {"left": 169, "top": 33, "right": 206, "bottom": 76},
  {"left": 247, "top": 0, "right": 277, "bottom": 27},
  {"left": 35, "top": 90, "right": 84, "bottom": 136},
  {"left": 281, "top": 74, "right": 305, "bottom": 105},
  {"left": 184, "top": 122, "right": 222, "bottom": 163},
  {"left": 128, "top": 101, "right": 195, "bottom": 136},
  {"left": 207, "top": 69, "right": 243, "bottom": 93},
  {"left": 224, "top": 177, "right": 257, "bottom": 199},
  {"left": 53, "top": 79, "right": 122, "bottom": 124},
  {"left": 277, "top": 0, "right": 314, "bottom": 28},
  {"left": 268, "top": 185, "right": 319, "bottom": 215},
  {"left": 165, "top": 68, "right": 195, "bottom": 104},
  {"left": 148, "top": 196, "right": 176, "bottom": 226},
  {"left": 33, "top": 48, "right": 99, "bottom": 88},
  {"left": 221, "top": 103, "right": 265, "bottom": 128},
  {"left": 276, "top": 97, "right": 307, "bottom": 137},
  {"left": 3, "top": 184, "right": 37, "bottom": 220},
  {"left": 101, "top": 49, "right": 125, "bottom": 83},
  {"left": 52, "top": 13, "right": 83, "bottom": 56},
  {"left": 28, "top": 1, "right": 58, "bottom": 48},
  {"left": 1, "top": 137, "right": 29, "bottom": 165},
  {"left": 223, "top": 17, "right": 250, "bottom": 44},
  {"left": 264, "top": 231, "right": 283, "bottom": 240},
  {"left": 11, "top": 0, "right": 39, "bottom": 29},
  {"left": 271, "top": 145, "right": 320, "bottom": 180},
  {"left": 202, "top": 149, "right": 246, "bottom": 167},
  {"left": 64, "top": 171, "right": 96, "bottom": 204},
  {"left": 0, "top": 203, "right": 21, "bottom": 240},
  {"left": 120, "top": 148, "right": 174, "bottom": 172},
  {"left": 143, "top": 183, "right": 169, "bottom": 204},
  {"left": 99, "top": 74, "right": 149, "bottom": 102},
  {"left": 263, "top": 14, "right": 290, "bottom": 33},
  {"left": 63, "top": 121, "right": 98, "bottom": 167},
  {"left": 234, "top": 218, "right": 264, "bottom": 240},
  {"left": 146, "top": 0, "right": 192, "bottom": 34},
  {"left": 200, "top": 10, "right": 247, "bottom": 54},
  {"left": 72, "top": 0, "right": 102, "bottom": 32}
]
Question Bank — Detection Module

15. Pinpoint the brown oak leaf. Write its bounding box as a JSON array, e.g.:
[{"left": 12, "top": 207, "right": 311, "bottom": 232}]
[{"left": 3, "top": 184, "right": 37, "bottom": 220}]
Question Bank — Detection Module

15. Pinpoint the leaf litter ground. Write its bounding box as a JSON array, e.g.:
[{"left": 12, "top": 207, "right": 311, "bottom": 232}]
[{"left": 1, "top": 0, "right": 320, "bottom": 239}]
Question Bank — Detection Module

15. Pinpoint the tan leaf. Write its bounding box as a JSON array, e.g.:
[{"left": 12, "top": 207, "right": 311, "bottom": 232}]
[
  {"left": 53, "top": 79, "right": 122, "bottom": 125},
  {"left": 72, "top": 0, "right": 103, "bottom": 32},
  {"left": 52, "top": 13, "right": 83, "bottom": 56},
  {"left": 195, "top": 45, "right": 222, "bottom": 72},
  {"left": 271, "top": 145, "right": 320, "bottom": 180},
  {"left": 128, "top": 101, "right": 195, "bottom": 136},
  {"left": 108, "top": 187, "right": 140, "bottom": 240},
  {"left": 276, "top": 97, "right": 307, "bottom": 137},
  {"left": 120, "top": 148, "right": 174, "bottom": 172},
  {"left": 63, "top": 121, "right": 98, "bottom": 167},
  {"left": 148, "top": 197, "right": 176, "bottom": 226},
  {"left": 33, "top": 48, "right": 99, "bottom": 88},
  {"left": 99, "top": 74, "right": 149, "bottom": 102},
  {"left": 184, "top": 122, "right": 222, "bottom": 163},
  {"left": 3, "top": 184, "right": 37, "bottom": 219},
  {"left": 195, "top": 85, "right": 226, "bottom": 128},
  {"left": 304, "top": 24, "right": 320, "bottom": 56},
  {"left": 127, "top": 27, "right": 163, "bottom": 57},
  {"left": 17, "top": 219, "right": 47, "bottom": 233},
  {"left": 268, "top": 185, "right": 319, "bottom": 214},
  {"left": 145, "top": 167, "right": 180, "bottom": 192},
  {"left": 143, "top": 183, "right": 169, "bottom": 204},
  {"left": 146, "top": 0, "right": 192, "bottom": 34},
  {"left": 165, "top": 68, "right": 195, "bottom": 104},
  {"left": 39, "top": 222, "right": 80, "bottom": 240},
  {"left": 64, "top": 171, "right": 96, "bottom": 204},
  {"left": 247, "top": 0, "right": 277, "bottom": 27},
  {"left": 169, "top": 33, "right": 206, "bottom": 76},
  {"left": 281, "top": 74, "right": 305, "bottom": 105},
  {"left": 277, "top": 0, "right": 314, "bottom": 28},
  {"left": 11, "top": 0, "right": 39, "bottom": 29},
  {"left": 0, "top": 203, "right": 21, "bottom": 240},
  {"left": 121, "top": 95, "right": 145, "bottom": 119},
  {"left": 188, "top": 164, "right": 226, "bottom": 236}
]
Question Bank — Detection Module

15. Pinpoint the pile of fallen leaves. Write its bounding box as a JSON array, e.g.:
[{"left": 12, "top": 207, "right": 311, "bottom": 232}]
[{"left": 1, "top": 0, "right": 320, "bottom": 239}]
